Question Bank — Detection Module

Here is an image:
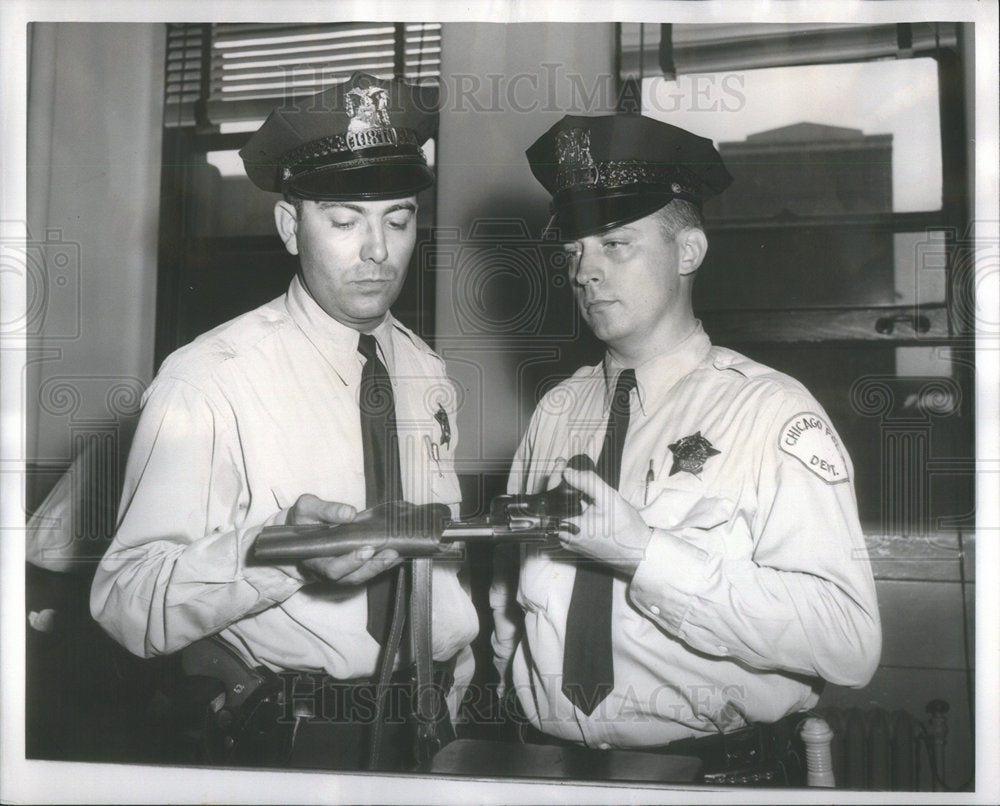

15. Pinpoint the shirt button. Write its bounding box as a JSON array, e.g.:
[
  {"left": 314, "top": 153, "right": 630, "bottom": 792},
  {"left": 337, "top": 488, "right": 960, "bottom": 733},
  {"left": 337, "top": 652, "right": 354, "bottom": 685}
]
[
  {"left": 649, "top": 605, "right": 661, "bottom": 616},
  {"left": 717, "top": 646, "right": 728, "bottom": 655},
  {"left": 598, "top": 742, "right": 611, "bottom": 750}
]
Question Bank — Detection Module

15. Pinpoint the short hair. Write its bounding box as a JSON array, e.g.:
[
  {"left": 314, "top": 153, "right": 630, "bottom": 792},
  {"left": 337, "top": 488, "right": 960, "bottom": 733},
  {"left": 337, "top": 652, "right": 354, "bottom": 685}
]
[
  {"left": 652, "top": 199, "right": 705, "bottom": 240},
  {"left": 283, "top": 193, "right": 304, "bottom": 218}
]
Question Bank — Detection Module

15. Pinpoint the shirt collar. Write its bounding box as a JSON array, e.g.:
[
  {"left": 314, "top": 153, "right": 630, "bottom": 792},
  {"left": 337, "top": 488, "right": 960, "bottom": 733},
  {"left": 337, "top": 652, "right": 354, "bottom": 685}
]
[
  {"left": 285, "top": 273, "right": 397, "bottom": 384},
  {"left": 602, "top": 322, "right": 712, "bottom": 414}
]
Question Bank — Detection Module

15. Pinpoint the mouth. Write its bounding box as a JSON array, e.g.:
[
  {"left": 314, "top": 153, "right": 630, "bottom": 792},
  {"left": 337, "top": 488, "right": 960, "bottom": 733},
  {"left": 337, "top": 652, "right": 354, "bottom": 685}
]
[{"left": 584, "top": 299, "right": 617, "bottom": 314}]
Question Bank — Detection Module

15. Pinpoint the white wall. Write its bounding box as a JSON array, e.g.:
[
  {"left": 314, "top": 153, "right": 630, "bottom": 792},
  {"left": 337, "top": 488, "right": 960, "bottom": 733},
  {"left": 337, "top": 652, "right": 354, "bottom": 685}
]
[
  {"left": 435, "top": 23, "right": 616, "bottom": 482},
  {"left": 26, "top": 23, "right": 164, "bottom": 476}
]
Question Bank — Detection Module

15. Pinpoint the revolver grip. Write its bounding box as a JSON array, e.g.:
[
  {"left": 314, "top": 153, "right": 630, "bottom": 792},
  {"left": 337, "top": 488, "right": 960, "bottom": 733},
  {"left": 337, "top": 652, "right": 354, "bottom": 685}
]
[{"left": 491, "top": 453, "right": 596, "bottom": 525}]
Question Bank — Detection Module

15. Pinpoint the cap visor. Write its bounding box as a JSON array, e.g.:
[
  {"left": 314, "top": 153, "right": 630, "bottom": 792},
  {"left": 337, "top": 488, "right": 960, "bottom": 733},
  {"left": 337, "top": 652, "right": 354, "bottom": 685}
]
[
  {"left": 543, "top": 190, "right": 687, "bottom": 241},
  {"left": 287, "top": 163, "right": 435, "bottom": 200}
]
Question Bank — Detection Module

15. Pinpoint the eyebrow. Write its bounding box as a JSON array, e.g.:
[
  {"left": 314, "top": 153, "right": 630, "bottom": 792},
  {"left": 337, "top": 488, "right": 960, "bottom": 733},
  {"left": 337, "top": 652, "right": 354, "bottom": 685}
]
[
  {"left": 385, "top": 202, "right": 417, "bottom": 215},
  {"left": 317, "top": 202, "right": 416, "bottom": 215},
  {"left": 561, "top": 224, "right": 639, "bottom": 247},
  {"left": 601, "top": 225, "right": 638, "bottom": 236}
]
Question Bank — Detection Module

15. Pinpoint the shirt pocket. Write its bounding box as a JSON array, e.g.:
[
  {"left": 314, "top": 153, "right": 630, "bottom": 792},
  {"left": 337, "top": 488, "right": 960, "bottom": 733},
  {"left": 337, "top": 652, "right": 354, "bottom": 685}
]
[
  {"left": 395, "top": 427, "right": 462, "bottom": 508},
  {"left": 396, "top": 374, "right": 459, "bottom": 492},
  {"left": 429, "top": 436, "right": 462, "bottom": 507}
]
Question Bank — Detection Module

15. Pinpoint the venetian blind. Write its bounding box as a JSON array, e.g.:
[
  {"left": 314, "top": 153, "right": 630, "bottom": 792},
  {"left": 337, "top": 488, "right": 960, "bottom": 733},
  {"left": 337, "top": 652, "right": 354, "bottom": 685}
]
[{"left": 164, "top": 22, "right": 442, "bottom": 128}]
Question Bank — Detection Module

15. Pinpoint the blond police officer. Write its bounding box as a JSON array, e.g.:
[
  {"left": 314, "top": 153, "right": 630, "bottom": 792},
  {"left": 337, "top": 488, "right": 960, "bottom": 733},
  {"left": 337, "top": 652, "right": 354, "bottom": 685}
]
[{"left": 491, "top": 114, "right": 881, "bottom": 783}]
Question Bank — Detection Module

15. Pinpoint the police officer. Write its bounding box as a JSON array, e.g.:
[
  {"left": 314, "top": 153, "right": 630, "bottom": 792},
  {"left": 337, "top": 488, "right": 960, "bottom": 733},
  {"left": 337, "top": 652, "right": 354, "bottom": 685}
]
[
  {"left": 491, "top": 114, "right": 882, "bottom": 782},
  {"left": 91, "top": 73, "right": 478, "bottom": 770}
]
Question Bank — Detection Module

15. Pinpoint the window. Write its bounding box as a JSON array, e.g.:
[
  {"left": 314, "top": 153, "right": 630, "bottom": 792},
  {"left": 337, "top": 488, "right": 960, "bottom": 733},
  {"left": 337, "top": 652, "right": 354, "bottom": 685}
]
[
  {"left": 164, "top": 22, "right": 441, "bottom": 127},
  {"left": 620, "top": 23, "right": 973, "bottom": 536},
  {"left": 156, "top": 23, "right": 442, "bottom": 363}
]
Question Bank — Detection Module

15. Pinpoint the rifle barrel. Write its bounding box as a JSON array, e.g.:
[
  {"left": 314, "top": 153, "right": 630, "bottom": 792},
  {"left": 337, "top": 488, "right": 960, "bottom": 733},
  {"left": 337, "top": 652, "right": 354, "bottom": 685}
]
[
  {"left": 440, "top": 523, "right": 496, "bottom": 541},
  {"left": 442, "top": 522, "right": 556, "bottom": 544}
]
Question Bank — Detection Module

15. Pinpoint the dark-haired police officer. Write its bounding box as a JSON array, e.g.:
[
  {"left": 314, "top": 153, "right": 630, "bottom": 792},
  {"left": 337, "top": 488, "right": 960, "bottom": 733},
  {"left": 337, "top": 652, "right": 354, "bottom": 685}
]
[
  {"left": 91, "top": 73, "right": 477, "bottom": 770},
  {"left": 491, "top": 115, "right": 882, "bottom": 783}
]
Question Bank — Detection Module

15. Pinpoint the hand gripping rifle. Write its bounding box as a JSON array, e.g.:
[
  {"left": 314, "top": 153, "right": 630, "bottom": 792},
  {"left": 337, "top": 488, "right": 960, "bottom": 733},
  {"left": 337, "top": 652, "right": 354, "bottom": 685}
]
[
  {"left": 251, "top": 454, "right": 596, "bottom": 563},
  {"left": 249, "top": 454, "right": 595, "bottom": 770}
]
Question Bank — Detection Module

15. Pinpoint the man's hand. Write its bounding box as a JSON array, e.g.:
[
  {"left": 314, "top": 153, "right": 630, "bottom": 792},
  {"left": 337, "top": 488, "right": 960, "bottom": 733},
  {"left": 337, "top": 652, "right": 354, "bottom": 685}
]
[
  {"left": 288, "top": 494, "right": 402, "bottom": 585},
  {"left": 559, "top": 464, "right": 652, "bottom": 575}
]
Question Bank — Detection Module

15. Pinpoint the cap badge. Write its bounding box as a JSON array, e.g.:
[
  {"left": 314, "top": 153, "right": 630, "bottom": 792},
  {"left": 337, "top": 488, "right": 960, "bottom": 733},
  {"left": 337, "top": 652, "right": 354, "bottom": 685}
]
[
  {"left": 556, "top": 127, "right": 594, "bottom": 169},
  {"left": 346, "top": 84, "right": 390, "bottom": 131},
  {"left": 556, "top": 127, "right": 599, "bottom": 187},
  {"left": 345, "top": 85, "right": 395, "bottom": 151},
  {"left": 668, "top": 431, "right": 721, "bottom": 477}
]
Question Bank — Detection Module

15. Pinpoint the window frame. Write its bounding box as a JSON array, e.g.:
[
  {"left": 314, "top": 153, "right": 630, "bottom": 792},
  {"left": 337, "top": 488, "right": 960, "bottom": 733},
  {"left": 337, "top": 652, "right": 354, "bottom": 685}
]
[
  {"left": 619, "top": 22, "right": 976, "bottom": 541},
  {"left": 618, "top": 22, "right": 972, "bottom": 347}
]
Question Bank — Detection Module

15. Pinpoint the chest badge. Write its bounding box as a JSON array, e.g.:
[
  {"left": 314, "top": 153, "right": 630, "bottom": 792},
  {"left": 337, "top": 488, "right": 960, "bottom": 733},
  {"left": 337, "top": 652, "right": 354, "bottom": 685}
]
[
  {"left": 434, "top": 404, "right": 451, "bottom": 448},
  {"left": 668, "top": 431, "right": 720, "bottom": 477}
]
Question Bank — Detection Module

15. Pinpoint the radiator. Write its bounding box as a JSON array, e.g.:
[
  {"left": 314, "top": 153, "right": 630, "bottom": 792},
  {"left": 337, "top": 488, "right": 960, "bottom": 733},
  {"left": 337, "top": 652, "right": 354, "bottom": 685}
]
[{"left": 815, "top": 702, "right": 949, "bottom": 791}]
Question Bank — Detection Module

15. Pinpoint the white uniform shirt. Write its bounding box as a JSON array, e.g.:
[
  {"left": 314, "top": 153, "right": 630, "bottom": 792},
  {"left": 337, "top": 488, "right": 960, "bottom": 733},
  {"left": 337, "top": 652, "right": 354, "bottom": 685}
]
[
  {"left": 91, "top": 275, "right": 478, "bottom": 682},
  {"left": 492, "top": 324, "right": 881, "bottom": 748}
]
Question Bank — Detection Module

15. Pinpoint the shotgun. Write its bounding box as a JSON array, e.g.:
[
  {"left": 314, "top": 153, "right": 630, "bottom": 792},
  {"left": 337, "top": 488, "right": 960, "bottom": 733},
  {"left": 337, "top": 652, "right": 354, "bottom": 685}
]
[{"left": 252, "top": 454, "right": 596, "bottom": 563}]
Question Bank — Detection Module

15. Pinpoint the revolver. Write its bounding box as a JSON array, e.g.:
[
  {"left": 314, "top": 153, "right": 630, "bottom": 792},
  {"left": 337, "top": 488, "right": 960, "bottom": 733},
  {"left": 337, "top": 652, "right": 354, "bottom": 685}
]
[{"left": 252, "top": 454, "right": 596, "bottom": 563}]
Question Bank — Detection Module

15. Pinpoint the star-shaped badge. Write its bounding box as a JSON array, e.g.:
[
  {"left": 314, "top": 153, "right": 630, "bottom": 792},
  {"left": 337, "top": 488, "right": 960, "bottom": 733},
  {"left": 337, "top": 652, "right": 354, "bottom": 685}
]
[{"left": 668, "top": 431, "right": 720, "bottom": 477}]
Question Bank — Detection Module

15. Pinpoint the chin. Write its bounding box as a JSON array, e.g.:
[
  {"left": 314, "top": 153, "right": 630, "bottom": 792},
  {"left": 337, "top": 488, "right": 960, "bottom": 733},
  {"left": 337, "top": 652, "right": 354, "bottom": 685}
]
[
  {"left": 585, "top": 318, "right": 623, "bottom": 344},
  {"left": 348, "top": 297, "right": 396, "bottom": 320},
  {"left": 351, "top": 305, "right": 393, "bottom": 322}
]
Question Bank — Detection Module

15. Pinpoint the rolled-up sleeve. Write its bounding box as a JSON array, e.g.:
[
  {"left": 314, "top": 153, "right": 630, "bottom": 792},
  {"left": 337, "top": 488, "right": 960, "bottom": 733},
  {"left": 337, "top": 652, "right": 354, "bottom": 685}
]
[
  {"left": 90, "top": 377, "right": 305, "bottom": 658},
  {"left": 628, "top": 400, "right": 882, "bottom": 688}
]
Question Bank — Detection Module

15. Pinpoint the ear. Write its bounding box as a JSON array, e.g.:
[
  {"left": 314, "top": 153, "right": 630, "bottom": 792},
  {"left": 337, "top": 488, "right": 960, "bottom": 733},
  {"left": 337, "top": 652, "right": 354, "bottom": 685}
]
[
  {"left": 676, "top": 227, "right": 708, "bottom": 276},
  {"left": 274, "top": 201, "right": 300, "bottom": 256}
]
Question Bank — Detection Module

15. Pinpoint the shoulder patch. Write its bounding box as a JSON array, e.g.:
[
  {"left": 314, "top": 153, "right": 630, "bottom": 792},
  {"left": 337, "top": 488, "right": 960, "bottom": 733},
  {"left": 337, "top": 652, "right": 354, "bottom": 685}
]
[{"left": 778, "top": 412, "right": 850, "bottom": 484}]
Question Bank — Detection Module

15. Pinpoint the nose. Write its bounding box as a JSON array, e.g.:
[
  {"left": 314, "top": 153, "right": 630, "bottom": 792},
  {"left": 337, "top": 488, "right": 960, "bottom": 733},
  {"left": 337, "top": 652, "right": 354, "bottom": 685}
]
[
  {"left": 571, "top": 245, "right": 603, "bottom": 286},
  {"left": 360, "top": 222, "right": 388, "bottom": 264}
]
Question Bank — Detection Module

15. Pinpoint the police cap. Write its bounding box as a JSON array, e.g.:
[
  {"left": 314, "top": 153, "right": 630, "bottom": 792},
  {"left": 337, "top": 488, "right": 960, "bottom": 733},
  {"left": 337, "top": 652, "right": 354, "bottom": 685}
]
[
  {"left": 526, "top": 114, "right": 732, "bottom": 240},
  {"left": 240, "top": 72, "right": 437, "bottom": 200}
]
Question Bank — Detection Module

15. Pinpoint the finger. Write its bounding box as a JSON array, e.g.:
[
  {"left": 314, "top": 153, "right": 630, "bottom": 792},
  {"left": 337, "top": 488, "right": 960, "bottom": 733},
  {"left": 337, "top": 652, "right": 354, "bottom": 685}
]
[
  {"left": 559, "top": 506, "right": 604, "bottom": 548},
  {"left": 291, "top": 494, "right": 357, "bottom": 525},
  {"left": 562, "top": 466, "right": 612, "bottom": 504},
  {"left": 302, "top": 546, "right": 373, "bottom": 580},
  {"left": 556, "top": 525, "right": 581, "bottom": 552},
  {"left": 289, "top": 493, "right": 320, "bottom": 524},
  {"left": 556, "top": 525, "right": 599, "bottom": 562},
  {"left": 316, "top": 500, "right": 358, "bottom": 524},
  {"left": 338, "top": 548, "right": 402, "bottom": 585}
]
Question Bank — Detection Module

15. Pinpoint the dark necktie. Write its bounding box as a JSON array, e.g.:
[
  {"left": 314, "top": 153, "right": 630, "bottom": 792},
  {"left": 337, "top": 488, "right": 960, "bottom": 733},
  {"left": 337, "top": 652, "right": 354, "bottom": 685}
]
[
  {"left": 561, "top": 368, "right": 637, "bottom": 715},
  {"left": 358, "top": 333, "right": 403, "bottom": 644}
]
